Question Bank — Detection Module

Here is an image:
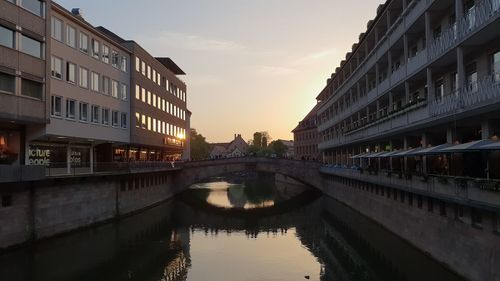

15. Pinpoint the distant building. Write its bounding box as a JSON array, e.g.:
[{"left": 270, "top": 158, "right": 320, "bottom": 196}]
[
  {"left": 293, "top": 103, "right": 321, "bottom": 161},
  {"left": 278, "top": 140, "right": 294, "bottom": 159},
  {"left": 210, "top": 134, "right": 249, "bottom": 159}
]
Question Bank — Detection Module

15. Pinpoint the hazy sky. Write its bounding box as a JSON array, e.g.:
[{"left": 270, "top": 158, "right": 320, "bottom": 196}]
[{"left": 56, "top": 0, "right": 382, "bottom": 142}]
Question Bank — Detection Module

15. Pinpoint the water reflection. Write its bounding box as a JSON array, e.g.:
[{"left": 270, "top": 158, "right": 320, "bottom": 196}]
[{"left": 0, "top": 173, "right": 465, "bottom": 281}]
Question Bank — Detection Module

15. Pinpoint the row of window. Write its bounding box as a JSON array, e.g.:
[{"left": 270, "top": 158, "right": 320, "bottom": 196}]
[
  {"left": 51, "top": 56, "right": 128, "bottom": 101},
  {"left": 0, "top": 72, "right": 43, "bottom": 99},
  {"left": 51, "top": 96, "right": 127, "bottom": 128},
  {"left": 51, "top": 16, "right": 128, "bottom": 72},
  {"left": 0, "top": 24, "right": 44, "bottom": 59},
  {"left": 134, "top": 57, "right": 186, "bottom": 102},
  {"left": 135, "top": 112, "right": 185, "bottom": 138},
  {"left": 7, "top": 0, "right": 44, "bottom": 17},
  {"left": 134, "top": 85, "right": 185, "bottom": 120}
]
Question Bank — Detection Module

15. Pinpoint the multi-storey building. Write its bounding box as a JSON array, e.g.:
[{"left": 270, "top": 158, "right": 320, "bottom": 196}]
[
  {"left": 97, "top": 27, "right": 191, "bottom": 162},
  {"left": 26, "top": 3, "right": 131, "bottom": 175},
  {"left": 0, "top": 0, "right": 48, "bottom": 166},
  {"left": 293, "top": 103, "right": 321, "bottom": 161},
  {"left": 317, "top": 0, "right": 500, "bottom": 179}
]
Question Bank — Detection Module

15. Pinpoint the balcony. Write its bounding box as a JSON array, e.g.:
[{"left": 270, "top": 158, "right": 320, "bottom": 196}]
[
  {"left": 320, "top": 166, "right": 500, "bottom": 209},
  {"left": 407, "top": 48, "right": 427, "bottom": 75},
  {"left": 429, "top": 26, "right": 458, "bottom": 60},
  {"left": 378, "top": 78, "right": 391, "bottom": 95},
  {"left": 390, "top": 65, "right": 407, "bottom": 87},
  {"left": 405, "top": 0, "right": 428, "bottom": 27},
  {"left": 429, "top": 75, "right": 500, "bottom": 117},
  {"left": 459, "top": 0, "right": 500, "bottom": 40}
]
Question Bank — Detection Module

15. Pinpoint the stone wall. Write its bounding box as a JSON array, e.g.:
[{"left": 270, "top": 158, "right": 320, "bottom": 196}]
[
  {"left": 0, "top": 171, "right": 183, "bottom": 250},
  {"left": 320, "top": 174, "right": 500, "bottom": 281}
]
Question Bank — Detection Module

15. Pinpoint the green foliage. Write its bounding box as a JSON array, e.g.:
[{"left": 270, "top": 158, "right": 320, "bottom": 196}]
[
  {"left": 190, "top": 128, "right": 211, "bottom": 160},
  {"left": 269, "top": 140, "right": 287, "bottom": 156}
]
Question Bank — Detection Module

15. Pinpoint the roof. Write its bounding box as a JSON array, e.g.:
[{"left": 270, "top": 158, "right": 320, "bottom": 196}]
[
  {"left": 155, "top": 57, "right": 186, "bottom": 75},
  {"left": 292, "top": 102, "right": 322, "bottom": 133}
]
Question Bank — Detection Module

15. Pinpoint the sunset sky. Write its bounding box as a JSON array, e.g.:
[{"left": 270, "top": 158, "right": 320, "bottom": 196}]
[{"left": 56, "top": 0, "right": 383, "bottom": 143}]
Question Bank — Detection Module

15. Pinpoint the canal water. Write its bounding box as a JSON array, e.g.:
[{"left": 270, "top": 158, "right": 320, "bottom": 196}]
[{"left": 0, "top": 172, "right": 465, "bottom": 281}]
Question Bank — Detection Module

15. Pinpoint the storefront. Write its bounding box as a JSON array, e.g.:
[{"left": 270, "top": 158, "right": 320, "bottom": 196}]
[
  {"left": 0, "top": 130, "right": 21, "bottom": 165},
  {"left": 28, "top": 142, "right": 92, "bottom": 175}
]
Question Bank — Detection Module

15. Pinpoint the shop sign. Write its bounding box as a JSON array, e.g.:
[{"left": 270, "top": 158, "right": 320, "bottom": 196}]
[{"left": 28, "top": 147, "right": 52, "bottom": 166}]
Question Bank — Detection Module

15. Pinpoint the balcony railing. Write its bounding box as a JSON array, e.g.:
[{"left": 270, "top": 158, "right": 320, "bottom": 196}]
[
  {"left": 320, "top": 167, "right": 500, "bottom": 209},
  {"left": 0, "top": 165, "right": 46, "bottom": 183},
  {"left": 407, "top": 48, "right": 428, "bottom": 75},
  {"left": 429, "top": 75, "right": 500, "bottom": 117}
]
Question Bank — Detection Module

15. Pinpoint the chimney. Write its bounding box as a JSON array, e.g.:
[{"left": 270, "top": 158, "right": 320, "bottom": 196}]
[
  {"left": 71, "top": 8, "right": 84, "bottom": 19},
  {"left": 234, "top": 134, "right": 237, "bottom": 139}
]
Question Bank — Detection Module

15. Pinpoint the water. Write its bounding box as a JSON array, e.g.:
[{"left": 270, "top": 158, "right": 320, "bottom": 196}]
[{"left": 0, "top": 172, "right": 465, "bottom": 281}]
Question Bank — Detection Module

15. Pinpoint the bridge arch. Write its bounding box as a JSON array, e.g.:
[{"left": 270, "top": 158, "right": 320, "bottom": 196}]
[{"left": 171, "top": 158, "right": 324, "bottom": 193}]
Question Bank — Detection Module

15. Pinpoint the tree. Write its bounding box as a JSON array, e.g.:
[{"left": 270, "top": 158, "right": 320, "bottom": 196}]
[
  {"left": 270, "top": 140, "right": 287, "bottom": 157},
  {"left": 253, "top": 132, "right": 262, "bottom": 148},
  {"left": 190, "top": 128, "right": 211, "bottom": 160}
]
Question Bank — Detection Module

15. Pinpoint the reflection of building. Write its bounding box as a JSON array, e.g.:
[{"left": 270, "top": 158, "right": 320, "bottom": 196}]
[
  {"left": 293, "top": 103, "right": 321, "bottom": 161},
  {"left": 0, "top": 0, "right": 49, "bottom": 166},
  {"left": 210, "top": 134, "right": 249, "bottom": 159},
  {"left": 27, "top": 4, "right": 131, "bottom": 175}
]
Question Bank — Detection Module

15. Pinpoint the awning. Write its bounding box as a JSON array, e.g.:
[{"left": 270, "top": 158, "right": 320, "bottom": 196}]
[
  {"left": 378, "top": 150, "right": 403, "bottom": 158},
  {"left": 351, "top": 153, "right": 369, "bottom": 159},
  {"left": 412, "top": 143, "right": 454, "bottom": 155},
  {"left": 441, "top": 140, "right": 500, "bottom": 152},
  {"left": 366, "top": 151, "right": 387, "bottom": 158},
  {"left": 477, "top": 141, "right": 500, "bottom": 150},
  {"left": 392, "top": 147, "right": 425, "bottom": 157}
]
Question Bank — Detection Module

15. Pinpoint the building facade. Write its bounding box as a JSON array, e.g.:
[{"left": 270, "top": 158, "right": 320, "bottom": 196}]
[
  {"left": 293, "top": 103, "right": 321, "bottom": 161},
  {"left": 25, "top": 3, "right": 131, "bottom": 175},
  {"left": 0, "top": 0, "right": 48, "bottom": 166},
  {"left": 316, "top": 0, "right": 500, "bottom": 179},
  {"left": 210, "top": 134, "right": 249, "bottom": 159}
]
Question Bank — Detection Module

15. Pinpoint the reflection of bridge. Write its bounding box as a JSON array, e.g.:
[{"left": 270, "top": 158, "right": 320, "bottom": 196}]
[{"left": 172, "top": 158, "right": 323, "bottom": 193}]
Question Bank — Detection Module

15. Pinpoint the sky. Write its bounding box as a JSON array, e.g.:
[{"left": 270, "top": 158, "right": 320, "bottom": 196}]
[{"left": 56, "top": 0, "right": 383, "bottom": 143}]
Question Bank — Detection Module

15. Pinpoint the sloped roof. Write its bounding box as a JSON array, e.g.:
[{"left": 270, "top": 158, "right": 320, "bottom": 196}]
[{"left": 292, "top": 103, "right": 321, "bottom": 133}]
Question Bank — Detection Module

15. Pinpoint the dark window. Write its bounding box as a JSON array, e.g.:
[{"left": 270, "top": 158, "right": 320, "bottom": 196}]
[
  {"left": 455, "top": 204, "right": 464, "bottom": 219},
  {"left": 428, "top": 198, "right": 434, "bottom": 212},
  {"left": 418, "top": 195, "right": 423, "bottom": 209},
  {"left": 0, "top": 25, "right": 15, "bottom": 48},
  {"left": 471, "top": 208, "right": 483, "bottom": 228},
  {"left": 408, "top": 193, "right": 413, "bottom": 206},
  {"left": 120, "top": 180, "right": 126, "bottom": 192},
  {"left": 21, "top": 34, "right": 43, "bottom": 58},
  {"left": 22, "top": 79, "right": 43, "bottom": 99},
  {"left": 400, "top": 191, "right": 405, "bottom": 203},
  {"left": 440, "top": 201, "right": 447, "bottom": 217},
  {"left": 1, "top": 195, "right": 12, "bottom": 207},
  {"left": 393, "top": 189, "right": 398, "bottom": 200},
  {"left": 0, "top": 72, "right": 15, "bottom": 94},
  {"left": 21, "top": 0, "right": 44, "bottom": 17}
]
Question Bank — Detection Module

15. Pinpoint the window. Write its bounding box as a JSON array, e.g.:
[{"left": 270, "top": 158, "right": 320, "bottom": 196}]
[
  {"left": 135, "top": 85, "right": 140, "bottom": 100},
  {"left": 141, "top": 114, "right": 146, "bottom": 129},
  {"left": 120, "top": 84, "right": 127, "bottom": 100},
  {"left": 491, "top": 51, "right": 500, "bottom": 82},
  {"left": 0, "top": 72, "right": 15, "bottom": 94},
  {"left": 21, "top": 0, "right": 44, "bottom": 17},
  {"left": 147, "top": 91, "right": 151, "bottom": 104},
  {"left": 120, "top": 56, "right": 127, "bottom": 72},
  {"left": 111, "top": 50, "right": 119, "bottom": 68},
  {"left": 91, "top": 105, "right": 100, "bottom": 123},
  {"left": 91, "top": 72, "right": 99, "bottom": 92},
  {"left": 121, "top": 113, "right": 127, "bottom": 129},
  {"left": 79, "top": 32, "right": 88, "bottom": 53},
  {"left": 135, "top": 112, "right": 140, "bottom": 128},
  {"left": 66, "top": 99, "right": 75, "bottom": 119},
  {"left": 135, "top": 57, "right": 140, "bottom": 72},
  {"left": 111, "top": 80, "right": 119, "bottom": 98},
  {"left": 79, "top": 67, "right": 88, "bottom": 88},
  {"left": 153, "top": 69, "right": 156, "bottom": 83},
  {"left": 79, "top": 102, "right": 88, "bottom": 122},
  {"left": 466, "top": 62, "right": 478, "bottom": 92},
  {"left": 91, "top": 39, "right": 100, "bottom": 59},
  {"left": 102, "top": 76, "right": 110, "bottom": 95},
  {"left": 21, "top": 79, "right": 43, "bottom": 99},
  {"left": 102, "top": 45, "right": 110, "bottom": 64},
  {"left": 66, "top": 62, "right": 76, "bottom": 84},
  {"left": 1, "top": 195, "right": 12, "bottom": 208},
  {"left": 147, "top": 116, "right": 151, "bottom": 130},
  {"left": 157, "top": 96, "right": 161, "bottom": 109},
  {"left": 162, "top": 99, "right": 165, "bottom": 111},
  {"left": 153, "top": 118, "right": 156, "bottom": 132},
  {"left": 0, "top": 25, "right": 15, "bottom": 48},
  {"left": 102, "top": 108, "right": 110, "bottom": 126},
  {"left": 141, "top": 61, "right": 146, "bottom": 76},
  {"left": 51, "top": 56, "right": 63, "bottom": 79},
  {"left": 434, "top": 79, "right": 444, "bottom": 102},
  {"left": 112, "top": 111, "right": 119, "bottom": 127},
  {"left": 51, "top": 17, "right": 63, "bottom": 41},
  {"left": 157, "top": 73, "right": 161, "bottom": 85},
  {"left": 66, "top": 25, "right": 76, "bottom": 48},
  {"left": 21, "top": 34, "right": 43, "bottom": 58},
  {"left": 428, "top": 198, "right": 434, "bottom": 212},
  {"left": 51, "top": 95, "right": 62, "bottom": 117},
  {"left": 141, "top": 88, "right": 146, "bottom": 102},
  {"left": 152, "top": 94, "right": 157, "bottom": 107},
  {"left": 471, "top": 208, "right": 483, "bottom": 228},
  {"left": 147, "top": 65, "right": 151, "bottom": 79}
]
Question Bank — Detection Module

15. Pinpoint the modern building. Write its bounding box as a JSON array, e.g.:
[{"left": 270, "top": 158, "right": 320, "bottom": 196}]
[
  {"left": 25, "top": 3, "right": 131, "bottom": 175},
  {"left": 97, "top": 27, "right": 191, "bottom": 162},
  {"left": 316, "top": 0, "right": 500, "bottom": 179},
  {"left": 0, "top": 0, "right": 49, "bottom": 166},
  {"left": 293, "top": 103, "right": 321, "bottom": 161},
  {"left": 210, "top": 134, "right": 249, "bottom": 159}
]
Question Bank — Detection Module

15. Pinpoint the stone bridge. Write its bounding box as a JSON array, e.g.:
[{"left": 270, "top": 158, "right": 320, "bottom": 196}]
[{"left": 172, "top": 157, "right": 323, "bottom": 192}]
